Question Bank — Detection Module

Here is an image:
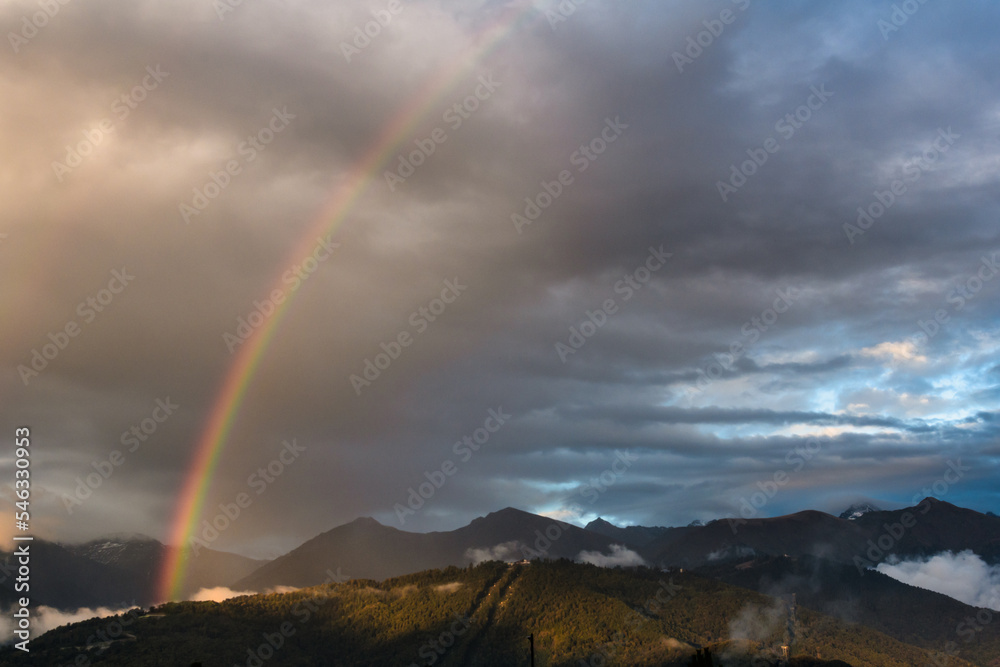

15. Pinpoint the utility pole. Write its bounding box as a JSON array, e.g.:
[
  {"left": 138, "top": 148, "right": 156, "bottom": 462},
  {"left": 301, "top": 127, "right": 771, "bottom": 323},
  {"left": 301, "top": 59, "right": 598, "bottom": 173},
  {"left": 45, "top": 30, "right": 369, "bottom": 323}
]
[{"left": 528, "top": 633, "right": 535, "bottom": 667}]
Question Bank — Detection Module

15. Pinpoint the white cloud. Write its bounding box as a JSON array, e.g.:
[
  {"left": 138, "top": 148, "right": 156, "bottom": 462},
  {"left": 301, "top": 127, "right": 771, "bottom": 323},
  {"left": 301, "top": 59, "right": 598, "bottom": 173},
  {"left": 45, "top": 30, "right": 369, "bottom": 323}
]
[
  {"left": 877, "top": 550, "right": 1000, "bottom": 610},
  {"left": 434, "top": 582, "right": 463, "bottom": 593},
  {"left": 576, "top": 544, "right": 646, "bottom": 568},
  {"left": 860, "top": 340, "right": 927, "bottom": 366},
  {"left": 191, "top": 586, "right": 257, "bottom": 602},
  {"left": 465, "top": 541, "right": 522, "bottom": 565},
  {"left": 0, "top": 604, "right": 137, "bottom": 643},
  {"left": 726, "top": 599, "right": 786, "bottom": 643}
]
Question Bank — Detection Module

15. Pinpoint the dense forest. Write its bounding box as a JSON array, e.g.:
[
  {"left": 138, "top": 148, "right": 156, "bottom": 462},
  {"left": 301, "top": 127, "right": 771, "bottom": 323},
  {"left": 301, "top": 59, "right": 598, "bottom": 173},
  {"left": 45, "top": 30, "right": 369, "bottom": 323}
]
[{"left": 0, "top": 560, "right": 982, "bottom": 666}]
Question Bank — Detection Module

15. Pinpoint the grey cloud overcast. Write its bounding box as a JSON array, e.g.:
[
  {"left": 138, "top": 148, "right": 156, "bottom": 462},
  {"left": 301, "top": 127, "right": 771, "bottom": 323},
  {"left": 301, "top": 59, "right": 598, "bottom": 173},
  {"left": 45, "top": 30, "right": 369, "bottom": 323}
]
[{"left": 1, "top": 0, "right": 998, "bottom": 560}]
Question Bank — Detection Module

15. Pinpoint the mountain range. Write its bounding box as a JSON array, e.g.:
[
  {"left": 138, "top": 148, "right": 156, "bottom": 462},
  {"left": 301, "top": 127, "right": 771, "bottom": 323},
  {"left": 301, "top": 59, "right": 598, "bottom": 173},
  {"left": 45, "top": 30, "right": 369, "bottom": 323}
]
[
  {"left": 236, "top": 498, "right": 997, "bottom": 593},
  {"left": 6, "top": 498, "right": 998, "bottom": 611},
  {"left": 0, "top": 534, "right": 265, "bottom": 609},
  {"left": 0, "top": 498, "right": 1000, "bottom": 667}
]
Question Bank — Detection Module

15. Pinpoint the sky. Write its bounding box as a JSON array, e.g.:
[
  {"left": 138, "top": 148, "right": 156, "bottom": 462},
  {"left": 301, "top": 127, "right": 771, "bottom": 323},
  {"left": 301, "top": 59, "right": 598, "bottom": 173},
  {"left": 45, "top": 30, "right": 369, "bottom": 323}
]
[{"left": 1, "top": 0, "right": 999, "bottom": 561}]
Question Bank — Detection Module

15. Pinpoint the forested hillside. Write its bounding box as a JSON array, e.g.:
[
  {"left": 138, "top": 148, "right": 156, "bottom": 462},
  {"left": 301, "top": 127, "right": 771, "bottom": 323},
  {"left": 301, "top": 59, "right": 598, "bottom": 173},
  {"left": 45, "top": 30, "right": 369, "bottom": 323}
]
[{"left": 1, "top": 560, "right": 977, "bottom": 666}]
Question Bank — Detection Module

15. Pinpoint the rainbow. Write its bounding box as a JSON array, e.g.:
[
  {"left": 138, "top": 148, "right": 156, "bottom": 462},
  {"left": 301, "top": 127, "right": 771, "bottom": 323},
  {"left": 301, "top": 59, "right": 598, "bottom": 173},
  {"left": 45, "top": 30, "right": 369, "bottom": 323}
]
[{"left": 157, "top": 3, "right": 543, "bottom": 602}]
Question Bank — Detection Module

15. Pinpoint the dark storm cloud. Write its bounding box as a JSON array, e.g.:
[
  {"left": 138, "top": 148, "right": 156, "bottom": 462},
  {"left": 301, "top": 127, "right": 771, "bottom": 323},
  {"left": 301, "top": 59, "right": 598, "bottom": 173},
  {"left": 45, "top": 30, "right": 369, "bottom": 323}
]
[{"left": 1, "top": 0, "right": 998, "bottom": 556}]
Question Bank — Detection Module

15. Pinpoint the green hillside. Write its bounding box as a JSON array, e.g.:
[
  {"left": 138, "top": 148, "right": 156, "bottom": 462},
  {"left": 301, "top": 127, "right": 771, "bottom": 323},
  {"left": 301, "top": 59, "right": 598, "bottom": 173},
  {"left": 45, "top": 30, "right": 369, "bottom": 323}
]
[
  {"left": 0, "top": 560, "right": 976, "bottom": 666},
  {"left": 698, "top": 554, "right": 1000, "bottom": 667}
]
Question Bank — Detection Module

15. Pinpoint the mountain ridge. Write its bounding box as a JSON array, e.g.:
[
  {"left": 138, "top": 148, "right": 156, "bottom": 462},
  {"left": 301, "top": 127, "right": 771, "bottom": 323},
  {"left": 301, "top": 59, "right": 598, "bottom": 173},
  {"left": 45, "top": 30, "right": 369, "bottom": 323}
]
[
  {"left": 838, "top": 502, "right": 882, "bottom": 520},
  {"left": 0, "top": 535, "right": 268, "bottom": 609},
  {"left": 234, "top": 505, "right": 619, "bottom": 591}
]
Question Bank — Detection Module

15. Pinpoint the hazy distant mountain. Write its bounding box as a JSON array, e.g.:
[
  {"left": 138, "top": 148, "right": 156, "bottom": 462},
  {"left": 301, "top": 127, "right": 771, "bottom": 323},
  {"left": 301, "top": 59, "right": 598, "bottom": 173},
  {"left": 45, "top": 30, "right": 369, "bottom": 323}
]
[
  {"left": 838, "top": 502, "right": 882, "bottom": 520},
  {"left": 582, "top": 516, "right": 672, "bottom": 546},
  {"left": 64, "top": 532, "right": 160, "bottom": 565},
  {"left": 642, "top": 509, "right": 852, "bottom": 569},
  {"left": 64, "top": 534, "right": 267, "bottom": 601},
  {"left": 641, "top": 498, "right": 1000, "bottom": 569},
  {"left": 5, "top": 560, "right": 965, "bottom": 667},
  {"left": 0, "top": 535, "right": 267, "bottom": 609},
  {"left": 0, "top": 540, "right": 135, "bottom": 609},
  {"left": 235, "top": 507, "right": 621, "bottom": 591}
]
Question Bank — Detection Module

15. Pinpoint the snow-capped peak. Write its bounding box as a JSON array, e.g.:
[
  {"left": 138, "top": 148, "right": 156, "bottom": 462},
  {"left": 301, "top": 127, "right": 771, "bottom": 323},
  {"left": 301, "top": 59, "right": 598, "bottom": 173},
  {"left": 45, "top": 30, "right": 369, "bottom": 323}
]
[{"left": 838, "top": 502, "right": 881, "bottom": 520}]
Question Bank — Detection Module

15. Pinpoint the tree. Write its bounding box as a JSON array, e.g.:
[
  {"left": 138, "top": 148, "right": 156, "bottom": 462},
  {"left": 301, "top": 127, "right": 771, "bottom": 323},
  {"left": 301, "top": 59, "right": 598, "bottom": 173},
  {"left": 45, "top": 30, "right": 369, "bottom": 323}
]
[{"left": 688, "top": 647, "right": 714, "bottom": 666}]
